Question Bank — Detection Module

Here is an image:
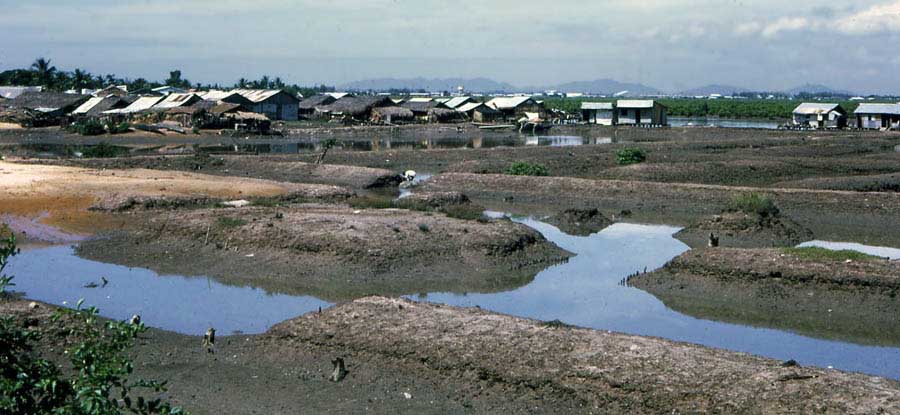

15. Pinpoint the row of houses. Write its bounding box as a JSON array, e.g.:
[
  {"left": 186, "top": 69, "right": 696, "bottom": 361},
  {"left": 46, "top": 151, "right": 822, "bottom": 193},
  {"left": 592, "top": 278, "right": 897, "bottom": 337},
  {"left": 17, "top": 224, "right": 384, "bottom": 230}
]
[
  {"left": 580, "top": 100, "right": 668, "bottom": 126},
  {"left": 791, "top": 102, "right": 900, "bottom": 130}
]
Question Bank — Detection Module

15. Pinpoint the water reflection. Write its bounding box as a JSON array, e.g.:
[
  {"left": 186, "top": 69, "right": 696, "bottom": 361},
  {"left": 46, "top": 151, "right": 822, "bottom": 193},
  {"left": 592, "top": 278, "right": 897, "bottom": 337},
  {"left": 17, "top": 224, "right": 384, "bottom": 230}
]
[{"left": 668, "top": 117, "right": 781, "bottom": 130}]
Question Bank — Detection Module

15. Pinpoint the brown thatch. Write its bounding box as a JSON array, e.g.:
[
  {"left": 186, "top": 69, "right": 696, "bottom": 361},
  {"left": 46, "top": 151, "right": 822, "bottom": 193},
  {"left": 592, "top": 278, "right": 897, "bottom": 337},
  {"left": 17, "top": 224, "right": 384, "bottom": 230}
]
[
  {"left": 427, "top": 107, "right": 464, "bottom": 123},
  {"left": 371, "top": 106, "right": 415, "bottom": 123},
  {"left": 401, "top": 100, "right": 437, "bottom": 114},
  {"left": 209, "top": 102, "right": 242, "bottom": 115},
  {"left": 298, "top": 94, "right": 336, "bottom": 110},
  {"left": 8, "top": 91, "right": 89, "bottom": 112},
  {"left": 319, "top": 96, "right": 392, "bottom": 118},
  {"left": 0, "top": 107, "right": 46, "bottom": 127}
]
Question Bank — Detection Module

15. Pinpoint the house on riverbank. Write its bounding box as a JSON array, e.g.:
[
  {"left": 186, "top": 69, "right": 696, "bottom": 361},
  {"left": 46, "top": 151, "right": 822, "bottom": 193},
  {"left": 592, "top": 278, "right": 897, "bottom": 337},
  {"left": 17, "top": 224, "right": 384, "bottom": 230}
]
[
  {"left": 616, "top": 100, "right": 667, "bottom": 126},
  {"left": 232, "top": 89, "right": 300, "bottom": 121},
  {"left": 581, "top": 102, "right": 616, "bottom": 125},
  {"left": 486, "top": 96, "right": 545, "bottom": 121},
  {"left": 792, "top": 103, "right": 847, "bottom": 129},
  {"left": 853, "top": 103, "right": 900, "bottom": 130}
]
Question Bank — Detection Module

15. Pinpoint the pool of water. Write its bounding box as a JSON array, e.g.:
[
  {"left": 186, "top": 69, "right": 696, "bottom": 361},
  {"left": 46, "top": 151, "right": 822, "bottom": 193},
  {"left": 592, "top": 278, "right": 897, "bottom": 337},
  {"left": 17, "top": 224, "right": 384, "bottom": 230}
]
[
  {"left": 7, "top": 218, "right": 900, "bottom": 379},
  {"left": 7, "top": 246, "right": 330, "bottom": 335},
  {"left": 797, "top": 240, "right": 900, "bottom": 260},
  {"left": 669, "top": 117, "right": 782, "bottom": 130}
]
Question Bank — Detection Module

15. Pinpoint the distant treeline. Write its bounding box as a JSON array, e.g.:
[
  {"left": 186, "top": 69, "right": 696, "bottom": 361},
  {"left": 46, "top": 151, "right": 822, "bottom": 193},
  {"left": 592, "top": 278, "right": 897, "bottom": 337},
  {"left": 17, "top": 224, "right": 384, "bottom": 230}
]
[
  {"left": 0, "top": 57, "right": 335, "bottom": 98},
  {"left": 542, "top": 97, "right": 866, "bottom": 120}
]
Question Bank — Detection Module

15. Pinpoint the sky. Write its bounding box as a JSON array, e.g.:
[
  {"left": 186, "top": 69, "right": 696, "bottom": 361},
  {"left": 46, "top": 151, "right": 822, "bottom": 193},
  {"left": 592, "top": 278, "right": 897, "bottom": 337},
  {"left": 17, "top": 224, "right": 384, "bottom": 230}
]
[{"left": 2, "top": 0, "right": 900, "bottom": 94}]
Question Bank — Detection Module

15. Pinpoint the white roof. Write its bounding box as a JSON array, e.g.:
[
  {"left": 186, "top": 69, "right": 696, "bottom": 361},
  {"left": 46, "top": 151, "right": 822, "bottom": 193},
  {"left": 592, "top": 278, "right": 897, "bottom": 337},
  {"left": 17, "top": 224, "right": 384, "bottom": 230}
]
[
  {"left": 197, "top": 90, "right": 240, "bottom": 101},
  {"left": 153, "top": 93, "right": 198, "bottom": 109},
  {"left": 407, "top": 97, "right": 433, "bottom": 103},
  {"left": 104, "top": 96, "right": 163, "bottom": 114},
  {"left": 617, "top": 100, "right": 655, "bottom": 109},
  {"left": 854, "top": 103, "right": 900, "bottom": 115},
  {"left": 326, "top": 92, "right": 350, "bottom": 99},
  {"left": 443, "top": 96, "right": 471, "bottom": 109},
  {"left": 486, "top": 96, "right": 534, "bottom": 110},
  {"left": 231, "top": 89, "right": 286, "bottom": 103},
  {"left": 456, "top": 102, "right": 487, "bottom": 112},
  {"left": 151, "top": 86, "right": 186, "bottom": 94},
  {"left": 581, "top": 102, "right": 614, "bottom": 110},
  {"left": 72, "top": 97, "right": 106, "bottom": 115},
  {"left": 793, "top": 103, "right": 841, "bottom": 115}
]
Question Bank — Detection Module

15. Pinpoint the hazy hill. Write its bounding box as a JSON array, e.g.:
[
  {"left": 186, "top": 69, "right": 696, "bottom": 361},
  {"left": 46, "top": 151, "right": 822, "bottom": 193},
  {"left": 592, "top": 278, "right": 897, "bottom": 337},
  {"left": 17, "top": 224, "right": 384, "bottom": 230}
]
[
  {"left": 545, "top": 79, "right": 662, "bottom": 96},
  {"left": 679, "top": 84, "right": 750, "bottom": 96},
  {"left": 785, "top": 83, "right": 853, "bottom": 96},
  {"left": 339, "top": 77, "right": 516, "bottom": 93}
]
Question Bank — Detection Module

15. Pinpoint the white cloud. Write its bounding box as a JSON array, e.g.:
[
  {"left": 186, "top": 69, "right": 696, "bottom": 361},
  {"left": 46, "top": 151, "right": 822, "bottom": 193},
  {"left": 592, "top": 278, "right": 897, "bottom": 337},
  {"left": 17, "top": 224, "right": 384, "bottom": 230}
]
[
  {"left": 734, "top": 22, "right": 762, "bottom": 36},
  {"left": 837, "top": 1, "right": 900, "bottom": 34},
  {"left": 761, "top": 17, "right": 810, "bottom": 38}
]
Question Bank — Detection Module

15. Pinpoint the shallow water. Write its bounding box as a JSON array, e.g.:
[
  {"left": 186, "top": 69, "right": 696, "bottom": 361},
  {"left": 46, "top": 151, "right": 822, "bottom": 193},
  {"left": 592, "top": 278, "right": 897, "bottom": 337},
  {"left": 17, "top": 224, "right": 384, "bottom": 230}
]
[
  {"left": 668, "top": 117, "right": 781, "bottom": 129},
  {"left": 7, "top": 219, "right": 900, "bottom": 379},
  {"left": 7, "top": 246, "right": 330, "bottom": 335},
  {"left": 798, "top": 240, "right": 900, "bottom": 260}
]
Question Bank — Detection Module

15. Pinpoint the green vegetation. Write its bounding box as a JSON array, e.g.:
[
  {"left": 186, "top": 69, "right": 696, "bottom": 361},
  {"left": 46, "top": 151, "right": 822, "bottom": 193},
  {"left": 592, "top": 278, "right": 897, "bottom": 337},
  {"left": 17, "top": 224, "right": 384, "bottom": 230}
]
[
  {"left": 441, "top": 203, "right": 485, "bottom": 221},
  {"left": 81, "top": 142, "right": 125, "bottom": 158},
  {"left": 348, "top": 195, "right": 395, "bottom": 210},
  {"left": 727, "top": 193, "right": 780, "bottom": 217},
  {"left": 505, "top": 161, "right": 549, "bottom": 177},
  {"left": 216, "top": 217, "right": 247, "bottom": 228},
  {"left": 615, "top": 148, "right": 646, "bottom": 165},
  {"left": 69, "top": 119, "right": 106, "bottom": 136},
  {"left": 781, "top": 246, "right": 882, "bottom": 262},
  {"left": 0, "top": 228, "right": 18, "bottom": 294},
  {"left": 0, "top": 228, "right": 185, "bottom": 414}
]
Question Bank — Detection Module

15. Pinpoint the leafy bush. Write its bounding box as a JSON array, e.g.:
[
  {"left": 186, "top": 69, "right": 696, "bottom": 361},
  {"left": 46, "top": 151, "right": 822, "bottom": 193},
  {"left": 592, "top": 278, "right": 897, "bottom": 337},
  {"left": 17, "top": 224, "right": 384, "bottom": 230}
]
[
  {"left": 505, "top": 161, "right": 549, "bottom": 176},
  {"left": 727, "top": 192, "right": 780, "bottom": 217},
  {"left": 0, "top": 228, "right": 18, "bottom": 294},
  {"left": 442, "top": 204, "right": 484, "bottom": 221},
  {"left": 348, "top": 195, "right": 394, "bottom": 210},
  {"left": 81, "top": 142, "right": 123, "bottom": 158},
  {"left": 106, "top": 121, "right": 131, "bottom": 135},
  {"left": 615, "top": 148, "right": 646, "bottom": 165},
  {"left": 0, "top": 229, "right": 184, "bottom": 414},
  {"left": 70, "top": 120, "right": 106, "bottom": 136}
]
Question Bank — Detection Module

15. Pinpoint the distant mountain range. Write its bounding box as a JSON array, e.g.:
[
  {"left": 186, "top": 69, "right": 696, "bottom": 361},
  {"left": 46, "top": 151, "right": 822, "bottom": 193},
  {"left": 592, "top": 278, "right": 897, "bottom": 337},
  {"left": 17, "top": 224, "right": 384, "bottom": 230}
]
[{"left": 339, "top": 77, "right": 856, "bottom": 97}]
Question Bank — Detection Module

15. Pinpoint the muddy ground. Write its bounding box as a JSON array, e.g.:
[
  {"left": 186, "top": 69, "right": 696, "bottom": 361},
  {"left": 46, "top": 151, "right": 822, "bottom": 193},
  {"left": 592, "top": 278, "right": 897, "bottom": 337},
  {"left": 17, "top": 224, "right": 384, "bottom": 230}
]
[
  {"left": 629, "top": 248, "right": 900, "bottom": 346},
  {"left": 76, "top": 203, "right": 569, "bottom": 301},
  {"left": 3, "top": 297, "right": 898, "bottom": 414}
]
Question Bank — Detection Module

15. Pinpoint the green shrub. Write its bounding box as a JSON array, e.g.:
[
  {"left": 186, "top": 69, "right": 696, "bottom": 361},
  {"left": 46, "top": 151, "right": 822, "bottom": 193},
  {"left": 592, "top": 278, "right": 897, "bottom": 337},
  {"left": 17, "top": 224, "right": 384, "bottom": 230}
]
[
  {"left": 615, "top": 148, "right": 646, "bottom": 165},
  {"left": 81, "top": 142, "right": 123, "bottom": 158},
  {"left": 727, "top": 192, "right": 780, "bottom": 217},
  {"left": 442, "top": 204, "right": 484, "bottom": 221},
  {"left": 418, "top": 223, "right": 430, "bottom": 232},
  {"left": 216, "top": 217, "right": 247, "bottom": 228},
  {"left": 70, "top": 120, "right": 106, "bottom": 136},
  {"left": 348, "top": 195, "right": 394, "bottom": 210},
  {"left": 505, "top": 161, "right": 549, "bottom": 176},
  {"left": 106, "top": 121, "right": 131, "bottom": 135},
  {"left": 0, "top": 228, "right": 18, "bottom": 294}
]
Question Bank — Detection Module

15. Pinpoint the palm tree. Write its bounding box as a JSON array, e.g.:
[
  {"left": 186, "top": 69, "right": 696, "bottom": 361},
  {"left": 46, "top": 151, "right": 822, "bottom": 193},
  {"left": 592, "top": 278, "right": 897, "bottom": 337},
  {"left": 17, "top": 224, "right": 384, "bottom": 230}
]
[
  {"left": 31, "top": 57, "right": 56, "bottom": 86},
  {"left": 72, "top": 69, "right": 91, "bottom": 90},
  {"left": 236, "top": 78, "right": 247, "bottom": 88}
]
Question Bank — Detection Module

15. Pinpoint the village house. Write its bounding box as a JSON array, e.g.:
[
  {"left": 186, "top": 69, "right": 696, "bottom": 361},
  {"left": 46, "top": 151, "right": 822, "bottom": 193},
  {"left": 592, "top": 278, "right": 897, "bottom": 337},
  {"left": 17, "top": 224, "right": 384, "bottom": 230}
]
[
  {"left": 6, "top": 91, "right": 90, "bottom": 118},
  {"left": 581, "top": 102, "right": 616, "bottom": 125},
  {"left": 317, "top": 95, "right": 392, "bottom": 121},
  {"left": 232, "top": 89, "right": 301, "bottom": 121},
  {"left": 152, "top": 92, "right": 202, "bottom": 110},
  {"left": 0, "top": 86, "right": 43, "bottom": 99},
  {"left": 443, "top": 96, "right": 473, "bottom": 110},
  {"left": 298, "top": 94, "right": 337, "bottom": 117},
  {"left": 616, "top": 100, "right": 667, "bottom": 126},
  {"left": 150, "top": 86, "right": 187, "bottom": 96},
  {"left": 456, "top": 102, "right": 501, "bottom": 123},
  {"left": 197, "top": 90, "right": 254, "bottom": 107},
  {"left": 792, "top": 103, "right": 847, "bottom": 129},
  {"left": 853, "top": 103, "right": 900, "bottom": 130},
  {"left": 371, "top": 106, "right": 415, "bottom": 124},
  {"left": 486, "top": 96, "right": 545, "bottom": 121},
  {"left": 103, "top": 96, "right": 164, "bottom": 115},
  {"left": 72, "top": 95, "right": 135, "bottom": 117}
]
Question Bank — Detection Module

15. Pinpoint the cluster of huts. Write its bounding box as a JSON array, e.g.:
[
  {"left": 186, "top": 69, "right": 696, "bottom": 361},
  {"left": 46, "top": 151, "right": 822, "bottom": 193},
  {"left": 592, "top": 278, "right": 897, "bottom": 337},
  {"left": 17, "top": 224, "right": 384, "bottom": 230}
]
[{"left": 791, "top": 102, "right": 900, "bottom": 130}]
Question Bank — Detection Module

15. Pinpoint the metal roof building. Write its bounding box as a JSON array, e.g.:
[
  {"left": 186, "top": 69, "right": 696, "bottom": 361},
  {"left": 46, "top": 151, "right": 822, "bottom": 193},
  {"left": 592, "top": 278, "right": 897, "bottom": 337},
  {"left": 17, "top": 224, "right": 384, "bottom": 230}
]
[{"left": 853, "top": 103, "right": 900, "bottom": 129}]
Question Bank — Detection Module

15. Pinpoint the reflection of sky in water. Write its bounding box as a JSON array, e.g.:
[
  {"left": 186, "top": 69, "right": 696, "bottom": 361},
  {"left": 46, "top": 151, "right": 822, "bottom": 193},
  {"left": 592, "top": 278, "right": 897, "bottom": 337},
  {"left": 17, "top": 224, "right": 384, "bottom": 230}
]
[
  {"left": 8, "top": 246, "right": 330, "bottom": 335},
  {"left": 7, "top": 218, "right": 900, "bottom": 379},
  {"left": 798, "top": 240, "right": 900, "bottom": 260},
  {"left": 414, "top": 218, "right": 900, "bottom": 380}
]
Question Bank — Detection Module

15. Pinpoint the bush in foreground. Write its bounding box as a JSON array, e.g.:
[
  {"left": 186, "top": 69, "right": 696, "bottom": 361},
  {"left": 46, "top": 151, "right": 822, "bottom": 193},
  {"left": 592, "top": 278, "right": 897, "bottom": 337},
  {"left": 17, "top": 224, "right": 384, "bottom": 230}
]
[
  {"left": 505, "top": 161, "right": 549, "bottom": 177},
  {"left": 615, "top": 148, "right": 646, "bottom": 165},
  {"left": 727, "top": 192, "right": 780, "bottom": 217}
]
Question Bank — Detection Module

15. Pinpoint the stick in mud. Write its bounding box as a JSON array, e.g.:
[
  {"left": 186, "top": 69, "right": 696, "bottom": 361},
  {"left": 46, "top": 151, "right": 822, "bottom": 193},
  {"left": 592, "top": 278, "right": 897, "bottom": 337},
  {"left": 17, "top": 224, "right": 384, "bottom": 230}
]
[
  {"left": 331, "top": 357, "right": 347, "bottom": 382},
  {"left": 203, "top": 327, "right": 216, "bottom": 354}
]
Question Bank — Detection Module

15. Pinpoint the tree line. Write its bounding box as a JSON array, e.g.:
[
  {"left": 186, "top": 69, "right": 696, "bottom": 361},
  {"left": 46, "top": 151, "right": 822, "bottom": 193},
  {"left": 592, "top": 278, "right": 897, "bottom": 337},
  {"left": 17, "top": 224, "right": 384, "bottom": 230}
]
[{"left": 0, "top": 57, "right": 335, "bottom": 98}]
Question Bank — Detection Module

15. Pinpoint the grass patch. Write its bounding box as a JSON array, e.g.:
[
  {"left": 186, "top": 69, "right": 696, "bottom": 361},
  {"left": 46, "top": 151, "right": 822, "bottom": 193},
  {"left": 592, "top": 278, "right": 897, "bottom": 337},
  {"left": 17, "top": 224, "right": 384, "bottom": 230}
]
[
  {"left": 781, "top": 247, "right": 882, "bottom": 262},
  {"left": 505, "top": 161, "right": 549, "bottom": 176},
  {"left": 249, "top": 197, "right": 283, "bottom": 208},
  {"left": 615, "top": 148, "right": 646, "bottom": 165},
  {"left": 442, "top": 204, "right": 485, "bottom": 221},
  {"left": 216, "top": 217, "right": 247, "bottom": 228},
  {"left": 348, "top": 195, "right": 394, "bottom": 210},
  {"left": 727, "top": 192, "right": 780, "bottom": 217}
]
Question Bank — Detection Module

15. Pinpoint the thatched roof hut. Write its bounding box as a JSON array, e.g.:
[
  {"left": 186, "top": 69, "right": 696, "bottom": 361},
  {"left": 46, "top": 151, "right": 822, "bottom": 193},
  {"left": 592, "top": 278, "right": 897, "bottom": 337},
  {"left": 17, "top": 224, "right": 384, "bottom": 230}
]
[
  {"left": 371, "top": 106, "right": 415, "bottom": 124},
  {"left": 298, "top": 94, "right": 337, "bottom": 114},
  {"left": 319, "top": 96, "right": 392, "bottom": 119},
  {"left": 8, "top": 91, "right": 90, "bottom": 115},
  {"left": 427, "top": 107, "right": 464, "bottom": 123},
  {"left": 401, "top": 100, "right": 437, "bottom": 115}
]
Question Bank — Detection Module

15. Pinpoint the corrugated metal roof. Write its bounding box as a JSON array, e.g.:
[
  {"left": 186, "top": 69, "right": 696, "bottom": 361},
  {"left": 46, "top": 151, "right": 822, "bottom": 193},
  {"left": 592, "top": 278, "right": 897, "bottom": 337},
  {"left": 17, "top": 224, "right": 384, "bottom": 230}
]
[
  {"left": 105, "top": 96, "right": 163, "bottom": 114},
  {"left": 793, "top": 103, "right": 841, "bottom": 115},
  {"left": 854, "top": 103, "right": 900, "bottom": 115},
  {"left": 73, "top": 97, "right": 106, "bottom": 114},
  {"left": 326, "top": 92, "right": 350, "bottom": 100},
  {"left": 443, "top": 96, "right": 472, "bottom": 109},
  {"left": 198, "top": 90, "right": 236, "bottom": 101},
  {"left": 617, "top": 100, "right": 655, "bottom": 109},
  {"left": 231, "top": 89, "right": 292, "bottom": 103},
  {"left": 486, "top": 96, "right": 535, "bottom": 110},
  {"left": 407, "top": 97, "right": 433, "bottom": 103},
  {"left": 581, "top": 102, "right": 614, "bottom": 110},
  {"left": 153, "top": 93, "right": 199, "bottom": 109}
]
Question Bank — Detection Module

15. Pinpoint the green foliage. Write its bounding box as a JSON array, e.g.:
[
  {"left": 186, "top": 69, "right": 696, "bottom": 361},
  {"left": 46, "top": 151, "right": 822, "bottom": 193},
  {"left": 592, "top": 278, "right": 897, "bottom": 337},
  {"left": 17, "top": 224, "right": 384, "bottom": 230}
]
[
  {"left": 441, "top": 204, "right": 485, "bottom": 221},
  {"left": 0, "top": 230, "right": 184, "bottom": 414},
  {"left": 106, "top": 121, "right": 131, "bottom": 135},
  {"left": 70, "top": 120, "right": 107, "bottom": 136},
  {"left": 0, "top": 228, "right": 19, "bottom": 294},
  {"left": 417, "top": 223, "right": 430, "bottom": 232},
  {"left": 727, "top": 193, "right": 780, "bottom": 217},
  {"left": 615, "top": 148, "right": 646, "bottom": 165},
  {"left": 781, "top": 247, "right": 881, "bottom": 262},
  {"left": 216, "top": 217, "right": 247, "bottom": 228},
  {"left": 541, "top": 97, "right": 865, "bottom": 120},
  {"left": 505, "top": 161, "right": 549, "bottom": 177}
]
